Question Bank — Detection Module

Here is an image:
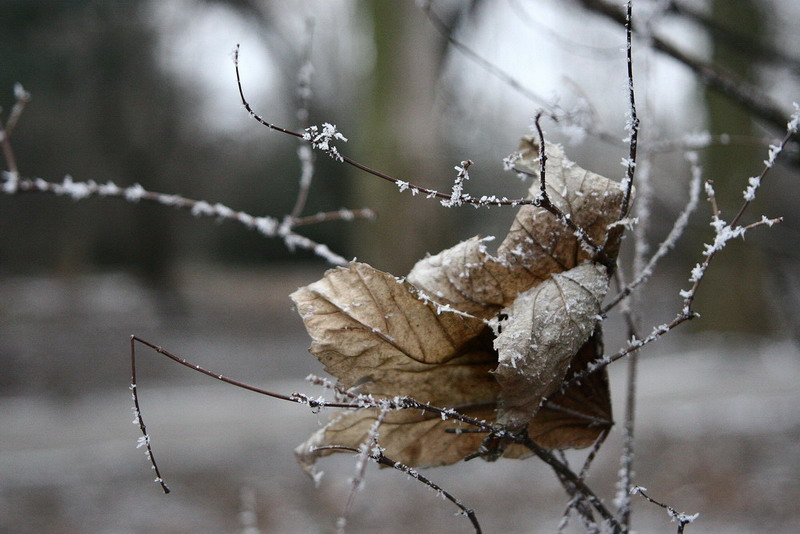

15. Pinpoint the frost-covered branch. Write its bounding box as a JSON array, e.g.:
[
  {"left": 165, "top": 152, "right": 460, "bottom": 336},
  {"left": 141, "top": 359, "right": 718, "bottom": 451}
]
[
  {"left": 129, "top": 336, "right": 498, "bottom": 429},
  {"left": 1, "top": 173, "right": 372, "bottom": 265},
  {"left": 336, "top": 405, "right": 390, "bottom": 534}
]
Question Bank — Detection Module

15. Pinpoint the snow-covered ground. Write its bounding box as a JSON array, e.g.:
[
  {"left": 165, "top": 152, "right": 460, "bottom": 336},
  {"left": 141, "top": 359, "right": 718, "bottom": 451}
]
[{"left": 1, "top": 268, "right": 798, "bottom": 533}]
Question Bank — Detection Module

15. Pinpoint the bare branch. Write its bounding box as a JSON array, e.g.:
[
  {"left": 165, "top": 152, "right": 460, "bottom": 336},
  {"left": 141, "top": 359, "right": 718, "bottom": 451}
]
[{"left": 573, "top": 0, "right": 798, "bottom": 146}]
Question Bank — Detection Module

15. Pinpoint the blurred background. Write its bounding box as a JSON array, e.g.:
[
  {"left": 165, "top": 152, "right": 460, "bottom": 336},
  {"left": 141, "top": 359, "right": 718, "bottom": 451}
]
[{"left": 1, "top": 0, "right": 798, "bottom": 532}]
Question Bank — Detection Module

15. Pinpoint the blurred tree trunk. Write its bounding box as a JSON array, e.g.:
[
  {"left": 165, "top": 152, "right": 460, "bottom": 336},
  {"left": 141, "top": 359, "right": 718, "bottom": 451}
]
[
  {"left": 697, "top": 0, "right": 771, "bottom": 334},
  {"left": 348, "top": 1, "right": 452, "bottom": 273}
]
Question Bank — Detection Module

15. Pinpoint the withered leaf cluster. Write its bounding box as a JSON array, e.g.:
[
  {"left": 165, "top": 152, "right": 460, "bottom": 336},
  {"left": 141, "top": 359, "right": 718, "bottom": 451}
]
[{"left": 292, "top": 138, "right": 626, "bottom": 469}]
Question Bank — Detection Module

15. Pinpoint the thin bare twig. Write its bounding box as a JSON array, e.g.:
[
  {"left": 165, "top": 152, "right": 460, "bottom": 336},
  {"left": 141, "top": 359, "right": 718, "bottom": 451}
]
[
  {"left": 129, "top": 337, "right": 170, "bottom": 494},
  {"left": 0, "top": 83, "right": 31, "bottom": 176},
  {"left": 619, "top": 0, "right": 638, "bottom": 220},
  {"left": 522, "top": 436, "right": 620, "bottom": 531},
  {"left": 290, "top": 17, "right": 316, "bottom": 219},
  {"left": 530, "top": 113, "right": 610, "bottom": 265},
  {"left": 630, "top": 486, "right": 699, "bottom": 533},
  {"left": 129, "top": 336, "right": 499, "bottom": 430}
]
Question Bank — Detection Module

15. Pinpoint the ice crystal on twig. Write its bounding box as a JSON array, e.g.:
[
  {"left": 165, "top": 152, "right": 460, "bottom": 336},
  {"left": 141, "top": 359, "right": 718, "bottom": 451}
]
[{"left": 303, "top": 123, "right": 348, "bottom": 162}]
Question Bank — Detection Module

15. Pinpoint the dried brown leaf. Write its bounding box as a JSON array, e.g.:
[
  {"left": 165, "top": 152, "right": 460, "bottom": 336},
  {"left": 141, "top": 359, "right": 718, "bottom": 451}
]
[
  {"left": 497, "top": 137, "right": 628, "bottom": 271},
  {"left": 292, "top": 139, "right": 624, "bottom": 470},
  {"left": 290, "top": 262, "right": 494, "bottom": 405}
]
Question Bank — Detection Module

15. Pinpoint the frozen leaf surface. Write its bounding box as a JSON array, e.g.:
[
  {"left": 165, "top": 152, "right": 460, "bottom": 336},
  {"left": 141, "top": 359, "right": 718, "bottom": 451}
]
[{"left": 491, "top": 263, "right": 609, "bottom": 429}]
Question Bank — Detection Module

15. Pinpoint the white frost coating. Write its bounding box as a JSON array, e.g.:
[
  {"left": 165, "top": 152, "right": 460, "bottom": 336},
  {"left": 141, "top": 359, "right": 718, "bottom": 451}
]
[
  {"left": 14, "top": 82, "right": 30, "bottom": 101},
  {"left": 670, "top": 511, "right": 700, "bottom": 524},
  {"left": 688, "top": 263, "right": 704, "bottom": 283},
  {"left": 789, "top": 102, "right": 800, "bottom": 132},
  {"left": 492, "top": 262, "right": 609, "bottom": 427},
  {"left": 212, "top": 202, "right": 234, "bottom": 218},
  {"left": 764, "top": 143, "right": 782, "bottom": 168},
  {"left": 61, "top": 175, "right": 91, "bottom": 200},
  {"left": 743, "top": 176, "right": 760, "bottom": 201},
  {"left": 303, "top": 122, "right": 348, "bottom": 162},
  {"left": 1, "top": 170, "right": 18, "bottom": 194},
  {"left": 97, "top": 181, "right": 121, "bottom": 196},
  {"left": 124, "top": 183, "right": 146, "bottom": 202},
  {"left": 440, "top": 161, "right": 472, "bottom": 208},
  {"left": 190, "top": 200, "right": 213, "bottom": 216},
  {"left": 760, "top": 215, "right": 778, "bottom": 227},
  {"left": 5, "top": 174, "right": 348, "bottom": 265},
  {"left": 704, "top": 180, "right": 715, "bottom": 198},
  {"left": 254, "top": 216, "right": 278, "bottom": 236},
  {"left": 502, "top": 151, "right": 522, "bottom": 171}
]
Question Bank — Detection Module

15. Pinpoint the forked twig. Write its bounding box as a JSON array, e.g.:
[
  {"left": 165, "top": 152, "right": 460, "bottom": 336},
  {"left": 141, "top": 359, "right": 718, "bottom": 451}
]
[
  {"left": 312, "top": 445, "right": 483, "bottom": 534},
  {"left": 557, "top": 429, "right": 610, "bottom": 532},
  {"left": 234, "top": 45, "right": 560, "bottom": 209},
  {"left": 630, "top": 486, "right": 699, "bottom": 533}
]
